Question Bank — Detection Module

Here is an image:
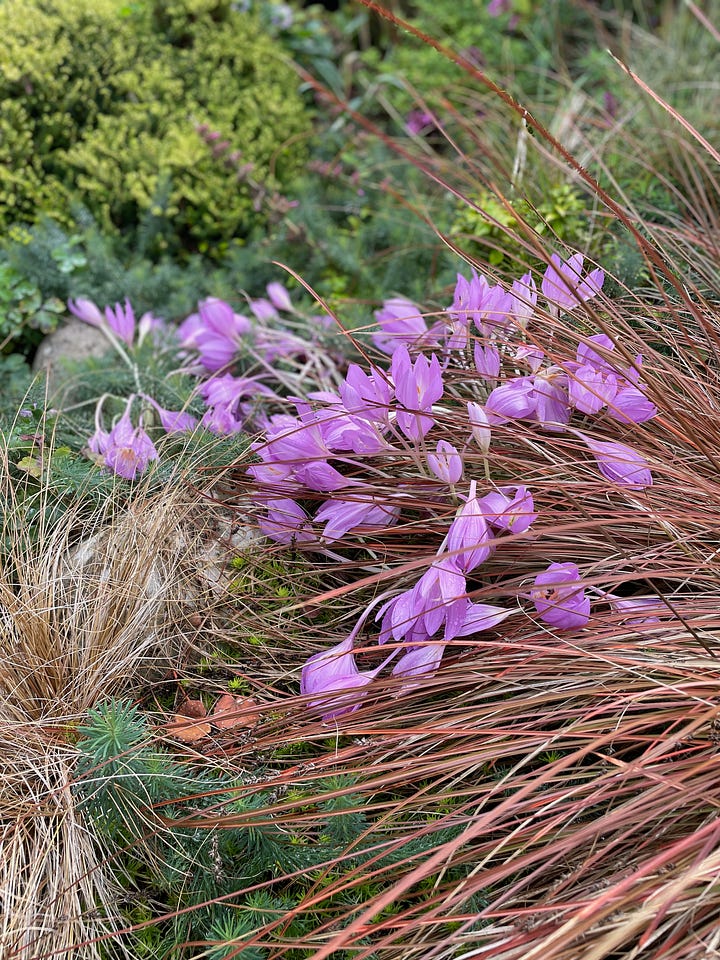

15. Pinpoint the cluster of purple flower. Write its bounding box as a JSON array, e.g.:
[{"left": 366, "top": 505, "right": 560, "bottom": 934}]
[
  {"left": 73, "top": 252, "right": 660, "bottom": 719},
  {"left": 226, "top": 255, "right": 657, "bottom": 717},
  {"left": 72, "top": 283, "right": 319, "bottom": 479}
]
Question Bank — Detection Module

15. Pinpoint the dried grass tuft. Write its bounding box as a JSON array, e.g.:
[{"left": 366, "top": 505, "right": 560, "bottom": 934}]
[{"left": 0, "top": 447, "right": 227, "bottom": 960}]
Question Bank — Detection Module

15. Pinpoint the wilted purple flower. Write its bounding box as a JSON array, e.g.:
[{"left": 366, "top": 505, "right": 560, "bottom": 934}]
[
  {"left": 480, "top": 485, "right": 536, "bottom": 534},
  {"left": 391, "top": 345, "right": 444, "bottom": 441},
  {"left": 373, "top": 298, "right": 428, "bottom": 355},
  {"left": 531, "top": 562, "right": 590, "bottom": 629},
  {"left": 427, "top": 439, "right": 463, "bottom": 484},
  {"left": 446, "top": 480, "right": 494, "bottom": 574},
  {"left": 315, "top": 497, "right": 400, "bottom": 542},
  {"left": 89, "top": 402, "right": 158, "bottom": 481},
  {"left": 259, "top": 498, "right": 315, "bottom": 545},
  {"left": 266, "top": 281, "right": 294, "bottom": 312},
  {"left": 576, "top": 431, "right": 653, "bottom": 489},
  {"left": 541, "top": 253, "right": 604, "bottom": 312},
  {"left": 487, "top": 0, "right": 512, "bottom": 14}
]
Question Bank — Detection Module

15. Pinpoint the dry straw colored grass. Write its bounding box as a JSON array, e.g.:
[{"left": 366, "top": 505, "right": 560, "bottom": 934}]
[{"left": 0, "top": 449, "right": 226, "bottom": 960}]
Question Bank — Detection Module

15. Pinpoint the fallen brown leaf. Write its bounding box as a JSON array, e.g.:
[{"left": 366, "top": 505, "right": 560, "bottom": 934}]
[
  {"left": 164, "top": 698, "right": 212, "bottom": 742},
  {"left": 211, "top": 694, "right": 260, "bottom": 730}
]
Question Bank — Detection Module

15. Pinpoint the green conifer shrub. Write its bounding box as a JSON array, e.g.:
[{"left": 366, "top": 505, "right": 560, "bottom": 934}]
[{"left": 0, "top": 0, "right": 310, "bottom": 260}]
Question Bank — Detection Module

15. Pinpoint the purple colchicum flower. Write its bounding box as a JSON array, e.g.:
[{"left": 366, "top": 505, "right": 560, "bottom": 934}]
[
  {"left": 467, "top": 401, "right": 491, "bottom": 454},
  {"left": 531, "top": 562, "right": 590, "bottom": 629},
  {"left": 372, "top": 298, "right": 428, "bottom": 355},
  {"left": 509, "top": 273, "right": 537, "bottom": 330},
  {"left": 315, "top": 497, "right": 400, "bottom": 543},
  {"left": 259, "top": 498, "right": 315, "bottom": 545},
  {"left": 144, "top": 396, "right": 197, "bottom": 434},
  {"left": 300, "top": 636, "right": 380, "bottom": 721},
  {"left": 339, "top": 364, "right": 393, "bottom": 426},
  {"left": 68, "top": 297, "right": 104, "bottom": 328},
  {"left": 177, "top": 298, "right": 251, "bottom": 372},
  {"left": 480, "top": 485, "right": 537, "bottom": 534},
  {"left": 446, "top": 481, "right": 494, "bottom": 574},
  {"left": 596, "top": 590, "right": 663, "bottom": 624},
  {"left": 541, "top": 253, "right": 604, "bottom": 313},
  {"left": 514, "top": 344, "right": 544, "bottom": 373},
  {"left": 199, "top": 374, "right": 276, "bottom": 435},
  {"left": 406, "top": 109, "right": 436, "bottom": 136},
  {"left": 474, "top": 342, "right": 501, "bottom": 379},
  {"left": 485, "top": 365, "right": 572, "bottom": 432},
  {"left": 449, "top": 270, "right": 513, "bottom": 338},
  {"left": 301, "top": 603, "right": 400, "bottom": 720},
  {"left": 609, "top": 385, "right": 657, "bottom": 424},
  {"left": 576, "top": 432, "right": 653, "bottom": 489},
  {"left": 391, "top": 345, "right": 444, "bottom": 441},
  {"left": 104, "top": 300, "right": 136, "bottom": 345},
  {"left": 69, "top": 297, "right": 137, "bottom": 346},
  {"left": 390, "top": 600, "right": 513, "bottom": 693},
  {"left": 427, "top": 440, "right": 463, "bottom": 484},
  {"left": 89, "top": 402, "right": 158, "bottom": 481},
  {"left": 378, "top": 557, "right": 469, "bottom": 645},
  {"left": 249, "top": 298, "right": 279, "bottom": 322},
  {"left": 266, "top": 282, "right": 294, "bottom": 313},
  {"left": 567, "top": 334, "right": 657, "bottom": 424}
]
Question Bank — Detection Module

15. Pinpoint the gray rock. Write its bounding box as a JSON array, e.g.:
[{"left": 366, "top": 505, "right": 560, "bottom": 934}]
[{"left": 32, "top": 319, "right": 114, "bottom": 400}]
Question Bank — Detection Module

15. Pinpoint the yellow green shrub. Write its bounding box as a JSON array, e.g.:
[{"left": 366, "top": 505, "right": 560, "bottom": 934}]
[{"left": 0, "top": 0, "right": 310, "bottom": 258}]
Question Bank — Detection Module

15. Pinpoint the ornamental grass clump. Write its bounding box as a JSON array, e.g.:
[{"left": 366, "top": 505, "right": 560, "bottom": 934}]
[
  {"left": 150, "top": 8, "right": 720, "bottom": 956},
  {"left": 0, "top": 460, "right": 223, "bottom": 959}
]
